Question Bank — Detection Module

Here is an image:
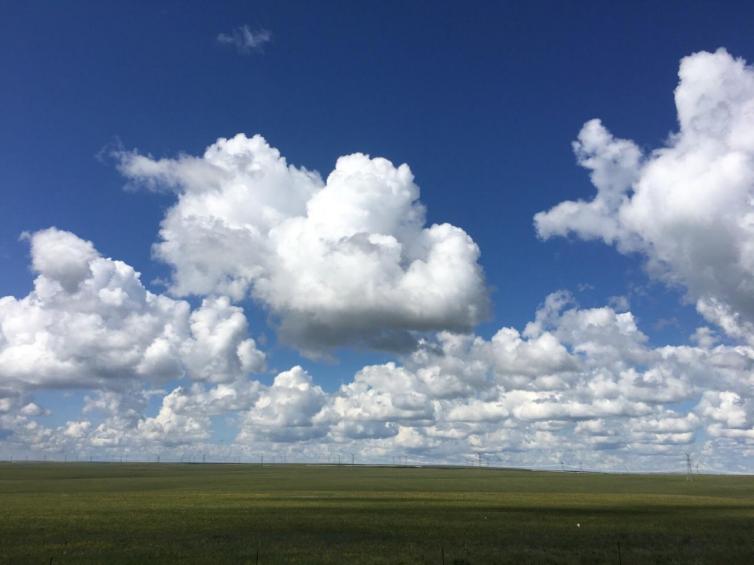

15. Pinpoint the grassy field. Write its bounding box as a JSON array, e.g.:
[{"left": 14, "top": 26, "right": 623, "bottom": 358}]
[{"left": 0, "top": 463, "right": 753, "bottom": 563}]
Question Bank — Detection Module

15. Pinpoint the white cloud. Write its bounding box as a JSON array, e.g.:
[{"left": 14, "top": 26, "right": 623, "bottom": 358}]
[
  {"left": 137, "top": 387, "right": 212, "bottom": 446},
  {"left": 0, "top": 228, "right": 264, "bottom": 390},
  {"left": 182, "top": 296, "right": 266, "bottom": 383},
  {"left": 117, "top": 135, "right": 489, "bottom": 353},
  {"left": 5, "top": 291, "right": 754, "bottom": 471},
  {"left": 312, "top": 293, "right": 754, "bottom": 464},
  {"left": 697, "top": 391, "right": 749, "bottom": 429},
  {"left": 535, "top": 49, "right": 754, "bottom": 342},
  {"left": 217, "top": 25, "right": 272, "bottom": 54},
  {"left": 0, "top": 232, "right": 748, "bottom": 468},
  {"left": 74, "top": 379, "right": 263, "bottom": 449},
  {"left": 6, "top": 48, "right": 754, "bottom": 471},
  {"left": 63, "top": 420, "right": 91, "bottom": 439},
  {"left": 239, "top": 366, "right": 327, "bottom": 442},
  {"left": 324, "top": 363, "right": 436, "bottom": 435},
  {"left": 19, "top": 402, "right": 45, "bottom": 417}
]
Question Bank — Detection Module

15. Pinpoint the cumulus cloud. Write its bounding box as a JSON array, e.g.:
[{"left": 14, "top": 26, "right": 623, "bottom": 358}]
[
  {"left": 183, "top": 296, "right": 266, "bottom": 383},
  {"left": 137, "top": 387, "right": 212, "bottom": 446},
  {"left": 7, "top": 47, "right": 754, "bottom": 471},
  {"left": 117, "top": 135, "right": 489, "bottom": 353},
  {"left": 324, "top": 363, "right": 435, "bottom": 439},
  {"left": 4, "top": 291, "right": 754, "bottom": 471},
  {"left": 227, "top": 294, "right": 743, "bottom": 459},
  {"left": 217, "top": 25, "right": 272, "bottom": 54},
  {"left": 239, "top": 366, "right": 327, "bottom": 442},
  {"left": 535, "top": 49, "right": 754, "bottom": 342},
  {"left": 697, "top": 391, "right": 750, "bottom": 429},
  {"left": 66, "top": 378, "right": 264, "bottom": 450},
  {"left": 308, "top": 293, "right": 754, "bottom": 465},
  {"left": 0, "top": 228, "right": 264, "bottom": 391}
]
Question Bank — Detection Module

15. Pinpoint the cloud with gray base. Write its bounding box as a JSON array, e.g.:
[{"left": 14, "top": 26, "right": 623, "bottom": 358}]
[
  {"left": 116, "top": 135, "right": 490, "bottom": 354},
  {"left": 217, "top": 25, "right": 272, "bottom": 54}
]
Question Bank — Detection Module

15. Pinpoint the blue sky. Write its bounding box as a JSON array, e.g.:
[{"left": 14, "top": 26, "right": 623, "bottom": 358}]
[
  {"left": 5, "top": 1, "right": 741, "bottom": 342},
  {"left": 3, "top": 1, "right": 754, "bottom": 470}
]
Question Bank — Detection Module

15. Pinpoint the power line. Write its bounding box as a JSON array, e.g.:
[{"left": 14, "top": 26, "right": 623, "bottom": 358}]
[{"left": 685, "top": 452, "right": 693, "bottom": 481}]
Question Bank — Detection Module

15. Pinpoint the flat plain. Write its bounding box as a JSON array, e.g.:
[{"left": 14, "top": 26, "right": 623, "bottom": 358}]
[{"left": 0, "top": 462, "right": 753, "bottom": 564}]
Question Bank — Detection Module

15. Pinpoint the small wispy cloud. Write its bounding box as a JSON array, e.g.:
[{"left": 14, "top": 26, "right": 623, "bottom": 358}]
[{"left": 217, "top": 25, "right": 272, "bottom": 54}]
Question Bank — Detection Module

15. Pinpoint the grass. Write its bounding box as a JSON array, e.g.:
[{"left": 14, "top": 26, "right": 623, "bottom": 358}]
[{"left": 0, "top": 463, "right": 753, "bottom": 563}]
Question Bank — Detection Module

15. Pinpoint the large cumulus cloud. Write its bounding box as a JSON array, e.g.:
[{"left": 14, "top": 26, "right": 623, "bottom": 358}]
[
  {"left": 535, "top": 49, "right": 754, "bottom": 342},
  {"left": 0, "top": 228, "right": 264, "bottom": 391},
  {"left": 117, "top": 135, "right": 489, "bottom": 353}
]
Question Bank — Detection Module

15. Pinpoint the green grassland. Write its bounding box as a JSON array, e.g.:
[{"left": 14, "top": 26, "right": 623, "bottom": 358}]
[{"left": 0, "top": 463, "right": 753, "bottom": 564}]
